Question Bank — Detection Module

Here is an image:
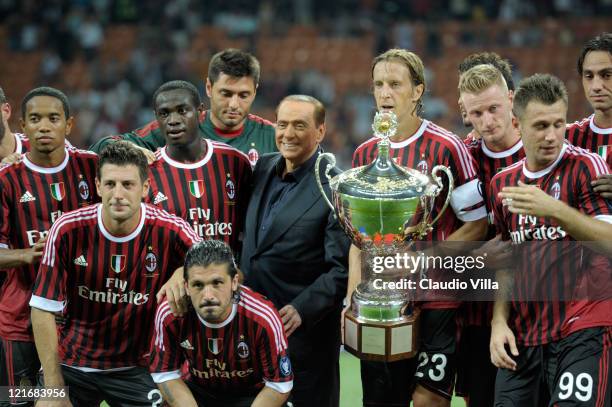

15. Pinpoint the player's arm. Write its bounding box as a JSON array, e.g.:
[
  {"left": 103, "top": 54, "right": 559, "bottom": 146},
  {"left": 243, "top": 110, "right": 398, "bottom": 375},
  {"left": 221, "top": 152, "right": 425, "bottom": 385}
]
[
  {"left": 157, "top": 379, "right": 197, "bottom": 407},
  {"left": 0, "top": 236, "right": 47, "bottom": 269},
  {"left": 151, "top": 300, "right": 195, "bottom": 405},
  {"left": 489, "top": 176, "right": 519, "bottom": 370},
  {"left": 156, "top": 221, "right": 202, "bottom": 315},
  {"left": 490, "top": 267, "right": 518, "bottom": 371},
  {"left": 500, "top": 181, "right": 612, "bottom": 255},
  {"left": 252, "top": 385, "right": 289, "bottom": 407},
  {"left": 551, "top": 203, "right": 612, "bottom": 254},
  {"left": 31, "top": 307, "right": 65, "bottom": 387},
  {"left": 446, "top": 217, "right": 488, "bottom": 241},
  {"left": 341, "top": 244, "right": 361, "bottom": 338},
  {"left": 592, "top": 174, "right": 612, "bottom": 199},
  {"left": 88, "top": 126, "right": 163, "bottom": 163},
  {"left": 345, "top": 245, "right": 361, "bottom": 306}
]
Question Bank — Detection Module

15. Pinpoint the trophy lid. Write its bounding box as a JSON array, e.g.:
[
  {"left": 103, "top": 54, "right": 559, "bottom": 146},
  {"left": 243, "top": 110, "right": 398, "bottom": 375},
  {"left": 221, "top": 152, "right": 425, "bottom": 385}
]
[{"left": 333, "top": 111, "right": 436, "bottom": 200}]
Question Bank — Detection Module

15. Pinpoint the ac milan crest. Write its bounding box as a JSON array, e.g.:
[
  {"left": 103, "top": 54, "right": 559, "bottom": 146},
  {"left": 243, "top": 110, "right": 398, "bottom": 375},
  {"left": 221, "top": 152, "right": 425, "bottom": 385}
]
[
  {"left": 78, "top": 179, "right": 90, "bottom": 200},
  {"left": 50, "top": 182, "right": 65, "bottom": 201},
  {"left": 236, "top": 340, "right": 249, "bottom": 359},
  {"left": 145, "top": 252, "right": 157, "bottom": 273},
  {"left": 247, "top": 148, "right": 259, "bottom": 166},
  {"left": 208, "top": 338, "right": 223, "bottom": 355},
  {"left": 111, "top": 254, "right": 126, "bottom": 273},
  {"left": 550, "top": 181, "right": 561, "bottom": 200},
  {"left": 225, "top": 178, "right": 236, "bottom": 200}
]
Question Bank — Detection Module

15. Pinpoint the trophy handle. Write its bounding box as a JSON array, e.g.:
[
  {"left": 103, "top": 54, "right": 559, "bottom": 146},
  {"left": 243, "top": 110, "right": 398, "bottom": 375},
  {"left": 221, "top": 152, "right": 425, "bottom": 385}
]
[
  {"left": 427, "top": 165, "right": 454, "bottom": 229},
  {"left": 315, "top": 152, "right": 336, "bottom": 214}
]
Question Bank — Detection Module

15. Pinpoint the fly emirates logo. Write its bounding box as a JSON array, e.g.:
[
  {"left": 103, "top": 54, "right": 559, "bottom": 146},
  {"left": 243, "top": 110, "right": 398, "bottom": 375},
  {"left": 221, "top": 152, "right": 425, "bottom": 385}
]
[
  {"left": 26, "top": 210, "right": 64, "bottom": 246},
  {"left": 78, "top": 278, "right": 149, "bottom": 305},
  {"left": 188, "top": 207, "right": 232, "bottom": 238},
  {"left": 510, "top": 214, "right": 567, "bottom": 244}
]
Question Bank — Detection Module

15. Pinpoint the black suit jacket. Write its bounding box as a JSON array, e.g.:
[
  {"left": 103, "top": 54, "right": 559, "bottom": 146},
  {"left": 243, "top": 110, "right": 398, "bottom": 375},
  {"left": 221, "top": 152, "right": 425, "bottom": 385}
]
[{"left": 240, "top": 152, "right": 350, "bottom": 331}]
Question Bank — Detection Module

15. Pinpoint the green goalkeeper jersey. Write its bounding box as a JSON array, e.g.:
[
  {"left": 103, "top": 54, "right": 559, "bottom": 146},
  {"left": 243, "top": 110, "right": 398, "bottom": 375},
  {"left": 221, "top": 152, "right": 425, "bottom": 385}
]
[{"left": 89, "top": 110, "right": 277, "bottom": 166}]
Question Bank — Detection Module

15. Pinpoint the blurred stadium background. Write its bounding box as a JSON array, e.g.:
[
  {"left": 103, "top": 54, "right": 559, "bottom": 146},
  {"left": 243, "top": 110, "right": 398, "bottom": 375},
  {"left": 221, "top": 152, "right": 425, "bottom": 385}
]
[
  {"left": 1, "top": 0, "right": 611, "bottom": 169},
  {"left": 1, "top": 1, "right": 610, "bottom": 405}
]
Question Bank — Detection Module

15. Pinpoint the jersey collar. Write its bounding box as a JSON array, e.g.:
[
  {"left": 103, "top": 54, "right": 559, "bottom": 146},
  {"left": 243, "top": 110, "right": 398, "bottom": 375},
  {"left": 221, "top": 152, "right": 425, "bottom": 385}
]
[
  {"left": 197, "top": 303, "right": 237, "bottom": 328},
  {"left": 589, "top": 114, "right": 612, "bottom": 134},
  {"left": 160, "top": 139, "right": 214, "bottom": 169},
  {"left": 389, "top": 119, "right": 429, "bottom": 149},
  {"left": 97, "top": 202, "right": 146, "bottom": 243},
  {"left": 482, "top": 138, "right": 523, "bottom": 158},
  {"left": 522, "top": 143, "right": 567, "bottom": 179},
  {"left": 23, "top": 149, "right": 69, "bottom": 174}
]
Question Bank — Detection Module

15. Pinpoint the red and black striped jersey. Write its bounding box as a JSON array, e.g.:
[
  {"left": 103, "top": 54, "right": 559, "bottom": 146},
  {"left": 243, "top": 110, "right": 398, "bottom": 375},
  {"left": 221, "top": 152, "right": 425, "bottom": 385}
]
[
  {"left": 460, "top": 138, "right": 525, "bottom": 326},
  {"left": 462, "top": 129, "right": 480, "bottom": 145},
  {"left": 0, "top": 149, "right": 98, "bottom": 341},
  {"left": 566, "top": 114, "right": 612, "bottom": 168},
  {"left": 12, "top": 133, "right": 29, "bottom": 154},
  {"left": 150, "top": 286, "right": 293, "bottom": 397},
  {"left": 465, "top": 137, "right": 525, "bottom": 218},
  {"left": 490, "top": 144, "right": 612, "bottom": 345},
  {"left": 352, "top": 119, "right": 486, "bottom": 242},
  {"left": 146, "top": 140, "right": 252, "bottom": 252},
  {"left": 30, "top": 203, "right": 201, "bottom": 369}
]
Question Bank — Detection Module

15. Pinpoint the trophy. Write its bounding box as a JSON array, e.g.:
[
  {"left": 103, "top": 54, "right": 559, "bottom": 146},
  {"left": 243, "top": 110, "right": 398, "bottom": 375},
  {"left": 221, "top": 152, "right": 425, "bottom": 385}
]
[{"left": 315, "top": 111, "right": 453, "bottom": 362}]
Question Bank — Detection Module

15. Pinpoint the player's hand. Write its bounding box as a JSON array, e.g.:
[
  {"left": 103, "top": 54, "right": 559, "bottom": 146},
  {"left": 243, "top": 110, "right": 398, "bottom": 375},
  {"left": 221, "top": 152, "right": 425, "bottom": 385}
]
[
  {"left": 133, "top": 145, "right": 156, "bottom": 164},
  {"left": 156, "top": 267, "right": 188, "bottom": 316},
  {"left": 592, "top": 174, "right": 612, "bottom": 199},
  {"left": 1, "top": 152, "right": 22, "bottom": 165},
  {"left": 35, "top": 399, "right": 73, "bottom": 407},
  {"left": 499, "top": 181, "right": 563, "bottom": 218},
  {"left": 22, "top": 236, "right": 48, "bottom": 265},
  {"left": 490, "top": 320, "right": 519, "bottom": 370},
  {"left": 279, "top": 304, "right": 302, "bottom": 337},
  {"left": 472, "top": 235, "right": 512, "bottom": 270}
]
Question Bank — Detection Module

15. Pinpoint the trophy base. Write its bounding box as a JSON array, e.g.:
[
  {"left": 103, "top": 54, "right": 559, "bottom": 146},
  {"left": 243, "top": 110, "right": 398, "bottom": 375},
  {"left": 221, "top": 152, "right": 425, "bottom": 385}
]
[{"left": 343, "top": 309, "right": 420, "bottom": 362}]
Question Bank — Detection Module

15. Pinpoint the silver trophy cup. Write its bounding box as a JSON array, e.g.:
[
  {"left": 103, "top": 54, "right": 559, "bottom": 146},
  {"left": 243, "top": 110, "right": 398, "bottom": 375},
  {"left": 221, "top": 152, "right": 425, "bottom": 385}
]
[{"left": 315, "top": 111, "right": 453, "bottom": 361}]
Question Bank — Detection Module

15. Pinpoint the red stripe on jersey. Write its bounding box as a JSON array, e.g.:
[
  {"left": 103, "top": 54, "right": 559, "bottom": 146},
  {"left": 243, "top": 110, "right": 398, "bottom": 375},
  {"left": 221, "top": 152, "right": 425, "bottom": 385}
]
[
  {"left": 246, "top": 114, "right": 274, "bottom": 127},
  {"left": 490, "top": 146, "right": 612, "bottom": 345},
  {"left": 33, "top": 204, "right": 199, "bottom": 369},
  {"left": 351, "top": 121, "right": 481, "bottom": 242},
  {"left": 428, "top": 122, "right": 476, "bottom": 179},
  {"left": 135, "top": 121, "right": 161, "bottom": 138},
  {"left": 150, "top": 288, "right": 291, "bottom": 396},
  {"left": 154, "top": 301, "right": 173, "bottom": 351},
  {"left": 240, "top": 288, "right": 287, "bottom": 351},
  {"left": 0, "top": 150, "right": 98, "bottom": 341},
  {"left": 566, "top": 115, "right": 612, "bottom": 160},
  {"left": 595, "top": 328, "right": 610, "bottom": 407},
  {"left": 146, "top": 143, "right": 251, "bottom": 251}
]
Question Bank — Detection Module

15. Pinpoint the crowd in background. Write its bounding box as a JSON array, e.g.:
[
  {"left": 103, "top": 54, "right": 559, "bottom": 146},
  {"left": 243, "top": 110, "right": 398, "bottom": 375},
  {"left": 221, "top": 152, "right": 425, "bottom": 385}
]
[{"left": 0, "top": 0, "right": 611, "bottom": 167}]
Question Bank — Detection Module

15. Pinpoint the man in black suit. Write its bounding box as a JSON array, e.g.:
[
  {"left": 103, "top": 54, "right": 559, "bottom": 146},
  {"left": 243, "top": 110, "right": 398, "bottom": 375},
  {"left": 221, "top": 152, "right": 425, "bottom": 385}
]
[{"left": 240, "top": 95, "right": 350, "bottom": 407}]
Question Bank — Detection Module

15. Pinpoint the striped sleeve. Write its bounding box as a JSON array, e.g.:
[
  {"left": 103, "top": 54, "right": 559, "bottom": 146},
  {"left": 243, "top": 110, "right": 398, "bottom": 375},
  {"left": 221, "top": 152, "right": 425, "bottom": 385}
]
[
  {"left": 242, "top": 290, "right": 293, "bottom": 393},
  {"left": 0, "top": 174, "right": 11, "bottom": 248},
  {"left": 30, "top": 213, "right": 73, "bottom": 312},
  {"left": 573, "top": 150, "right": 612, "bottom": 221},
  {"left": 489, "top": 173, "right": 511, "bottom": 240},
  {"left": 150, "top": 300, "right": 183, "bottom": 382},
  {"left": 445, "top": 136, "right": 486, "bottom": 222}
]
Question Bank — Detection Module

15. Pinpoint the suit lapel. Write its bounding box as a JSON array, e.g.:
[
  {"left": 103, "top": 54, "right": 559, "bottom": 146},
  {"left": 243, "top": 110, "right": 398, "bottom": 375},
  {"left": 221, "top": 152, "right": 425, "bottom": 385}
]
[{"left": 244, "top": 155, "right": 279, "bottom": 251}]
